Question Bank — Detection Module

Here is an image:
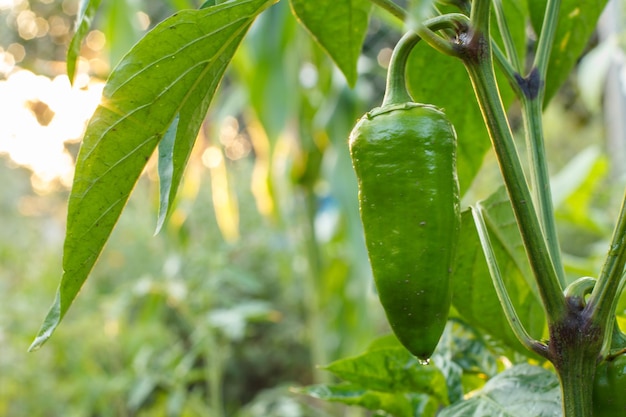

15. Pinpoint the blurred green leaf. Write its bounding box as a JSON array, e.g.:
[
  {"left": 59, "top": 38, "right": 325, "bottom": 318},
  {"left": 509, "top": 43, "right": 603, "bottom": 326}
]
[
  {"left": 29, "top": 0, "right": 277, "bottom": 351},
  {"left": 366, "top": 333, "right": 405, "bottom": 351},
  {"left": 67, "top": 0, "right": 103, "bottom": 84},
  {"left": 558, "top": 150, "right": 610, "bottom": 236},
  {"left": 452, "top": 187, "right": 546, "bottom": 356},
  {"left": 551, "top": 146, "right": 602, "bottom": 209},
  {"left": 235, "top": 1, "right": 298, "bottom": 141},
  {"left": 407, "top": 0, "right": 437, "bottom": 25},
  {"left": 101, "top": 0, "right": 144, "bottom": 69},
  {"left": 299, "top": 383, "right": 439, "bottom": 417},
  {"left": 438, "top": 364, "right": 561, "bottom": 417},
  {"left": 527, "top": 0, "right": 608, "bottom": 104},
  {"left": 322, "top": 346, "right": 449, "bottom": 403},
  {"left": 289, "top": 0, "right": 372, "bottom": 87}
]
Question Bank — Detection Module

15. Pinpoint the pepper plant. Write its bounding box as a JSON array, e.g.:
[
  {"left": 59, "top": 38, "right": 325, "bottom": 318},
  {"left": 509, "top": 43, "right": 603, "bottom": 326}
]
[{"left": 29, "top": 0, "right": 625, "bottom": 415}]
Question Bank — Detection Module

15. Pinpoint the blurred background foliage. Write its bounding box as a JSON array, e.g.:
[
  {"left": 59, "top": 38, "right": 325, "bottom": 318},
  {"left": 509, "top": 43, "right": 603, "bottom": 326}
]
[{"left": 1, "top": 0, "right": 626, "bottom": 416}]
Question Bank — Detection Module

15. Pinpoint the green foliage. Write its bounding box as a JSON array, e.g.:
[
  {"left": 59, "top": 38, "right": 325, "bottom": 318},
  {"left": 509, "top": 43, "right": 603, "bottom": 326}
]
[
  {"left": 439, "top": 364, "right": 562, "bottom": 417},
  {"left": 453, "top": 187, "right": 546, "bottom": 356},
  {"left": 67, "top": 0, "right": 103, "bottom": 83},
  {"left": 299, "top": 334, "right": 447, "bottom": 417},
  {"left": 9, "top": 0, "right": 624, "bottom": 416},
  {"left": 289, "top": 0, "right": 372, "bottom": 87},
  {"left": 301, "top": 323, "right": 565, "bottom": 416},
  {"left": 1, "top": 160, "right": 321, "bottom": 416},
  {"left": 527, "top": 0, "right": 608, "bottom": 104},
  {"left": 30, "top": 0, "right": 276, "bottom": 350}
]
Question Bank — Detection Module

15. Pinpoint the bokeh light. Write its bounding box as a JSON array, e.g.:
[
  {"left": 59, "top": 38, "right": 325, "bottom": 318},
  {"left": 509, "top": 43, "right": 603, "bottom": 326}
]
[{"left": 0, "top": 70, "right": 104, "bottom": 192}]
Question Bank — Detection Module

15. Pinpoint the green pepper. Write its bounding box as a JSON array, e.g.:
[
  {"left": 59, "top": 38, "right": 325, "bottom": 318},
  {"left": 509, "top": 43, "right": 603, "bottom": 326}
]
[
  {"left": 593, "top": 354, "right": 626, "bottom": 416},
  {"left": 349, "top": 32, "right": 461, "bottom": 360}
]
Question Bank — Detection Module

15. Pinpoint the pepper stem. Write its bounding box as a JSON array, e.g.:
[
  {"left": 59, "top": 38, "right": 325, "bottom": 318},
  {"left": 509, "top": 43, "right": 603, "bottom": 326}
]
[
  {"left": 382, "top": 14, "right": 469, "bottom": 107},
  {"left": 382, "top": 31, "right": 420, "bottom": 106}
]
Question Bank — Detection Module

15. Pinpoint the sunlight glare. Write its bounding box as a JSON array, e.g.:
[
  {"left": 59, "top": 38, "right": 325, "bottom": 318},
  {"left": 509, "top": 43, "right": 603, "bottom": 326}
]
[{"left": 0, "top": 69, "right": 104, "bottom": 192}]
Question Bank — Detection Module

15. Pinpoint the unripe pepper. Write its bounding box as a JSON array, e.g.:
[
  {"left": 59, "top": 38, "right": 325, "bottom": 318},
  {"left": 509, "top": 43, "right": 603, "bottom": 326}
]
[
  {"left": 593, "top": 354, "right": 626, "bottom": 417},
  {"left": 349, "top": 32, "right": 461, "bottom": 360}
]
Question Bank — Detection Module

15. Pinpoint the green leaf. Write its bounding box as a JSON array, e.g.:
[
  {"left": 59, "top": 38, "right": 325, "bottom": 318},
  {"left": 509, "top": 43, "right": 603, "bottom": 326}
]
[
  {"left": 67, "top": 0, "right": 103, "bottom": 84},
  {"left": 323, "top": 346, "right": 449, "bottom": 403},
  {"left": 452, "top": 187, "right": 546, "bottom": 355},
  {"left": 407, "top": 0, "right": 437, "bottom": 24},
  {"left": 235, "top": 1, "right": 298, "bottom": 141},
  {"left": 551, "top": 146, "right": 602, "bottom": 209},
  {"left": 29, "top": 0, "right": 276, "bottom": 351},
  {"left": 438, "top": 364, "right": 561, "bottom": 417},
  {"left": 298, "top": 383, "right": 439, "bottom": 417},
  {"left": 528, "top": 0, "right": 608, "bottom": 104},
  {"left": 155, "top": 115, "right": 179, "bottom": 234},
  {"left": 436, "top": 321, "right": 499, "bottom": 378},
  {"left": 366, "top": 333, "right": 405, "bottom": 351},
  {"left": 101, "top": 0, "right": 144, "bottom": 69},
  {"left": 289, "top": 0, "right": 372, "bottom": 87}
]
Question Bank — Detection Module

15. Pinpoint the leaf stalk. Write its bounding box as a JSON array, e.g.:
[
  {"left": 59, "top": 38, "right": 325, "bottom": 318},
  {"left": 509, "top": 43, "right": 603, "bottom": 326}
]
[{"left": 472, "top": 204, "right": 549, "bottom": 358}]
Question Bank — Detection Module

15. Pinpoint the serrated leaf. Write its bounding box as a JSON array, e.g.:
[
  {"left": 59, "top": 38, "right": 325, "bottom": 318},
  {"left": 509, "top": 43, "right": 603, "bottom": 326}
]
[
  {"left": 438, "top": 364, "right": 561, "bottom": 417},
  {"left": 29, "top": 0, "right": 276, "bottom": 351},
  {"left": 528, "top": 0, "right": 608, "bottom": 104},
  {"left": 289, "top": 0, "right": 371, "bottom": 87},
  {"left": 323, "top": 347, "right": 449, "bottom": 403},
  {"left": 298, "top": 383, "right": 438, "bottom": 417},
  {"left": 67, "top": 0, "right": 103, "bottom": 84},
  {"left": 452, "top": 187, "right": 546, "bottom": 355},
  {"left": 436, "top": 321, "right": 499, "bottom": 378}
]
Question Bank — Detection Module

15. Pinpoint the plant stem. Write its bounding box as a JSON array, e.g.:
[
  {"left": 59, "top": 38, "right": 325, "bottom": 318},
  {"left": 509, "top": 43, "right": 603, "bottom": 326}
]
[
  {"left": 368, "top": 0, "right": 406, "bottom": 21},
  {"left": 508, "top": 0, "right": 566, "bottom": 287},
  {"left": 302, "top": 185, "right": 328, "bottom": 383},
  {"left": 555, "top": 342, "right": 597, "bottom": 417},
  {"left": 587, "top": 190, "right": 626, "bottom": 334},
  {"left": 491, "top": 42, "right": 524, "bottom": 97},
  {"left": 205, "top": 326, "right": 225, "bottom": 417},
  {"left": 472, "top": 204, "right": 549, "bottom": 358},
  {"left": 533, "top": 0, "right": 561, "bottom": 89},
  {"left": 521, "top": 97, "right": 566, "bottom": 287},
  {"left": 460, "top": 0, "right": 566, "bottom": 323},
  {"left": 469, "top": 0, "right": 490, "bottom": 34},
  {"left": 492, "top": 0, "right": 521, "bottom": 72}
]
